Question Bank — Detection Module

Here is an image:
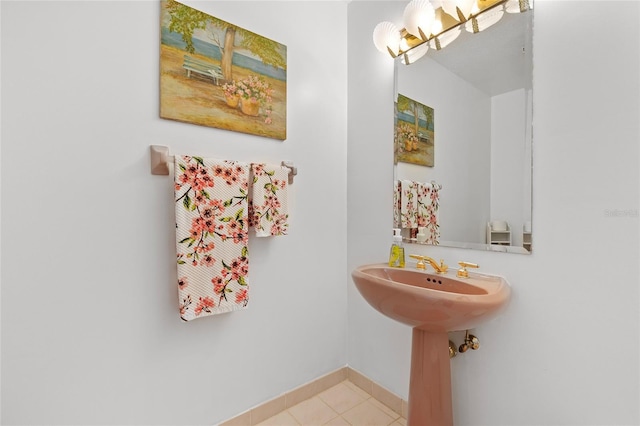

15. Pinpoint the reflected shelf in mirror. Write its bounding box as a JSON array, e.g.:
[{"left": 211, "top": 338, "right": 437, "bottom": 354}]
[{"left": 405, "top": 238, "right": 531, "bottom": 254}]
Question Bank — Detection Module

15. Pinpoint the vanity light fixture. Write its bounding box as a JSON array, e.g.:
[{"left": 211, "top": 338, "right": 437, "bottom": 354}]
[
  {"left": 442, "top": 0, "right": 476, "bottom": 22},
  {"left": 373, "top": 0, "right": 532, "bottom": 64},
  {"left": 401, "top": 43, "right": 430, "bottom": 65},
  {"left": 505, "top": 0, "right": 533, "bottom": 14},
  {"left": 465, "top": 4, "right": 504, "bottom": 34}
]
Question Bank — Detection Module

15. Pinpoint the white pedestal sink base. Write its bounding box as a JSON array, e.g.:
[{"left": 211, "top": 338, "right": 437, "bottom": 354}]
[{"left": 408, "top": 329, "right": 453, "bottom": 426}]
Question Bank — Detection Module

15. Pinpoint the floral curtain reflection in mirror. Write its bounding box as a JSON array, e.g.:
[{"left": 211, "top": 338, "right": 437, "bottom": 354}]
[{"left": 380, "top": 0, "right": 534, "bottom": 254}]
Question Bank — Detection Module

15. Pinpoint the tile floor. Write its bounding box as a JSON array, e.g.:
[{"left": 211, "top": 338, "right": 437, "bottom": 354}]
[{"left": 255, "top": 380, "right": 406, "bottom": 426}]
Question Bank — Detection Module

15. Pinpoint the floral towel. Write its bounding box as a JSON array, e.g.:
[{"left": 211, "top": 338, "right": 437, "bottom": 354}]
[
  {"left": 249, "top": 163, "right": 289, "bottom": 236},
  {"left": 393, "top": 180, "right": 401, "bottom": 229},
  {"left": 174, "top": 156, "right": 250, "bottom": 321},
  {"left": 417, "top": 182, "right": 440, "bottom": 245},
  {"left": 400, "top": 180, "right": 418, "bottom": 229}
]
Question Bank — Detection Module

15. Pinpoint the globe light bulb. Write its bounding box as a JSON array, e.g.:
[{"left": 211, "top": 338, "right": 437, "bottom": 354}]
[
  {"left": 403, "top": 0, "right": 436, "bottom": 40},
  {"left": 373, "top": 21, "right": 401, "bottom": 56},
  {"left": 442, "top": 0, "right": 476, "bottom": 21}
]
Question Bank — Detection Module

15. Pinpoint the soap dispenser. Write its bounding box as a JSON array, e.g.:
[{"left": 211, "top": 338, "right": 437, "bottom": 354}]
[
  {"left": 416, "top": 227, "right": 427, "bottom": 243},
  {"left": 388, "top": 228, "right": 405, "bottom": 268}
]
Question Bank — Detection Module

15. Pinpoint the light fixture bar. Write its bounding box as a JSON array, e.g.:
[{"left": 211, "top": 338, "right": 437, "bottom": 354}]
[{"left": 394, "top": 0, "right": 509, "bottom": 58}]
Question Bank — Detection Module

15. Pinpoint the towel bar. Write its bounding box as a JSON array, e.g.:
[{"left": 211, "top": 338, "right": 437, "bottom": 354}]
[{"left": 150, "top": 145, "right": 298, "bottom": 184}]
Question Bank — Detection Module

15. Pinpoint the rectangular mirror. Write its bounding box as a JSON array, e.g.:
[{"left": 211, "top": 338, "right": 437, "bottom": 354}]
[{"left": 394, "top": 5, "right": 533, "bottom": 254}]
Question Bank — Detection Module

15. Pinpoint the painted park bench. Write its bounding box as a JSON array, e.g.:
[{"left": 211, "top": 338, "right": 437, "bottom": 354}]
[{"left": 183, "top": 55, "right": 223, "bottom": 85}]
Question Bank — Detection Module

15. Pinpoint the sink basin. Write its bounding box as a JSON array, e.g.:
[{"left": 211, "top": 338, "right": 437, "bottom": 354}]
[
  {"left": 351, "top": 263, "right": 511, "bottom": 426},
  {"left": 351, "top": 263, "right": 511, "bottom": 332}
]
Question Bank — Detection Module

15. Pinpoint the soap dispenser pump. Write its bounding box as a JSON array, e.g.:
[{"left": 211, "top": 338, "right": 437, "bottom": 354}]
[{"left": 388, "top": 228, "right": 405, "bottom": 268}]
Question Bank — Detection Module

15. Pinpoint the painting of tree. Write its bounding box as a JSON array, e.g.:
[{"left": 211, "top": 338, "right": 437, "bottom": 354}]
[
  {"left": 395, "top": 94, "right": 434, "bottom": 167},
  {"left": 160, "top": 0, "right": 287, "bottom": 140}
]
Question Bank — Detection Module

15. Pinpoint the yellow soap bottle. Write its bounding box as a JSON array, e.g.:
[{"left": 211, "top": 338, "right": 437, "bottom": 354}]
[{"left": 388, "top": 228, "right": 405, "bottom": 268}]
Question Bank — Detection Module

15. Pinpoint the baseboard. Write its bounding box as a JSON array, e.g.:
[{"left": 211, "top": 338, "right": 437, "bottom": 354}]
[{"left": 219, "top": 366, "right": 407, "bottom": 425}]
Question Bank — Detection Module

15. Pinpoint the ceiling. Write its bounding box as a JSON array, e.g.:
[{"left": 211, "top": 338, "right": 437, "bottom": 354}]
[{"left": 421, "top": 10, "right": 533, "bottom": 96}]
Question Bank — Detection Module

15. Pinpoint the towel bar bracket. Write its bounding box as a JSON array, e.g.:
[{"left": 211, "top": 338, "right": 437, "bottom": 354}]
[
  {"left": 150, "top": 145, "right": 172, "bottom": 175},
  {"left": 281, "top": 161, "right": 297, "bottom": 185}
]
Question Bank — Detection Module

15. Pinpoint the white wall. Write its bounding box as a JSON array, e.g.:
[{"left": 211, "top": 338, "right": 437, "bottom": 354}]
[
  {"left": 348, "top": 1, "right": 639, "bottom": 425},
  {"left": 1, "top": 1, "right": 347, "bottom": 424},
  {"left": 347, "top": 1, "right": 411, "bottom": 401},
  {"left": 491, "top": 88, "right": 526, "bottom": 247},
  {"left": 397, "top": 57, "right": 491, "bottom": 244}
]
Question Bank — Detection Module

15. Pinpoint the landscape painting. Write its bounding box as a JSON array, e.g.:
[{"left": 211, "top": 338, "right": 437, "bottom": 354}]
[
  {"left": 395, "top": 94, "right": 434, "bottom": 167},
  {"left": 160, "top": 0, "right": 287, "bottom": 140}
]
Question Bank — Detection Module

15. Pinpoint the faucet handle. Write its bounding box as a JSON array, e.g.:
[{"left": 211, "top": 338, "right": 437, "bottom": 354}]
[
  {"left": 409, "top": 254, "right": 427, "bottom": 270},
  {"left": 410, "top": 255, "right": 448, "bottom": 273},
  {"left": 457, "top": 261, "right": 479, "bottom": 278}
]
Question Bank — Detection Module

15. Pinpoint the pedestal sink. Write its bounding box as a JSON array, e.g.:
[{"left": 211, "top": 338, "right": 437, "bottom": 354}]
[{"left": 351, "top": 263, "right": 511, "bottom": 426}]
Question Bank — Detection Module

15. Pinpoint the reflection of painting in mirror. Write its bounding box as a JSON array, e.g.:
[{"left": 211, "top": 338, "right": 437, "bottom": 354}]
[{"left": 395, "top": 94, "right": 434, "bottom": 167}]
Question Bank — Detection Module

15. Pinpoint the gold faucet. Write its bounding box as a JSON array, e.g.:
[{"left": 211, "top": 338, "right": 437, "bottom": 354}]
[{"left": 409, "top": 255, "right": 448, "bottom": 274}]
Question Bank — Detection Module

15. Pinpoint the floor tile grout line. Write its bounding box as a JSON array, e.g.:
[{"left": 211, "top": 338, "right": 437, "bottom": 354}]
[
  {"left": 316, "top": 381, "right": 370, "bottom": 416},
  {"left": 250, "top": 377, "right": 406, "bottom": 426},
  {"left": 287, "top": 395, "right": 340, "bottom": 426},
  {"left": 338, "top": 397, "right": 400, "bottom": 426},
  {"left": 331, "top": 381, "right": 401, "bottom": 425}
]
